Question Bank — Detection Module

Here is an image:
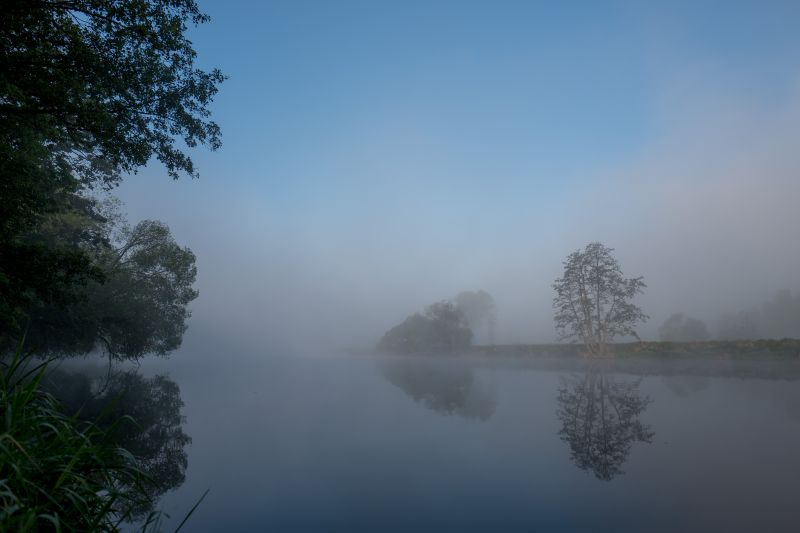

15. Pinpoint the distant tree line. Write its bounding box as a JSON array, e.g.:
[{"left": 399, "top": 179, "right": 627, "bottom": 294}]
[
  {"left": 380, "top": 242, "right": 800, "bottom": 357},
  {"left": 378, "top": 242, "right": 650, "bottom": 356},
  {"left": 659, "top": 289, "right": 800, "bottom": 342},
  {"left": 715, "top": 289, "right": 800, "bottom": 340}
]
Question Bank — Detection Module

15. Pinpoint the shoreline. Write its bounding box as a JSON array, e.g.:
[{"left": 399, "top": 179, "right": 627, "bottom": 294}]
[{"left": 467, "top": 339, "right": 800, "bottom": 359}]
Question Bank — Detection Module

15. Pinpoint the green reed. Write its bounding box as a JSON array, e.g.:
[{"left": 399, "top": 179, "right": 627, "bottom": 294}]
[{"left": 0, "top": 345, "right": 167, "bottom": 532}]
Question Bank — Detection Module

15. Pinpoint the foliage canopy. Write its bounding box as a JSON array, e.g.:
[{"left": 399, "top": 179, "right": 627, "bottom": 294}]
[
  {"left": 0, "top": 0, "right": 221, "bottom": 336},
  {"left": 378, "top": 301, "right": 473, "bottom": 354},
  {"left": 553, "top": 242, "right": 647, "bottom": 355},
  {"left": 20, "top": 206, "right": 198, "bottom": 360}
]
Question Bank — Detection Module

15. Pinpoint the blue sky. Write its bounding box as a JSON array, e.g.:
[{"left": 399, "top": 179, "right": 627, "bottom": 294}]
[
  {"left": 186, "top": 0, "right": 799, "bottom": 193},
  {"left": 118, "top": 0, "right": 800, "bottom": 348}
]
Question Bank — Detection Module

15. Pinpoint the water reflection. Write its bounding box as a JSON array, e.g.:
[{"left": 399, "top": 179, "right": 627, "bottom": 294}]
[
  {"left": 44, "top": 368, "right": 190, "bottom": 517},
  {"left": 378, "top": 357, "right": 496, "bottom": 420},
  {"left": 128, "top": 354, "right": 800, "bottom": 533},
  {"left": 557, "top": 370, "right": 654, "bottom": 481},
  {"left": 661, "top": 375, "right": 710, "bottom": 397}
]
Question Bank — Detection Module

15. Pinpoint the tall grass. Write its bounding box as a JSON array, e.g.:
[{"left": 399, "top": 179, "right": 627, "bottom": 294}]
[{"left": 0, "top": 346, "right": 164, "bottom": 531}]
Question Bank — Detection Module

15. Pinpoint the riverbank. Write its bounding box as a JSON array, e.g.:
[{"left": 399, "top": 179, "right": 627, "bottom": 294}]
[{"left": 469, "top": 339, "right": 800, "bottom": 359}]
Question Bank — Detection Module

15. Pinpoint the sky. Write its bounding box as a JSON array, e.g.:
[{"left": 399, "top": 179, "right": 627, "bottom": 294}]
[{"left": 116, "top": 0, "right": 800, "bottom": 350}]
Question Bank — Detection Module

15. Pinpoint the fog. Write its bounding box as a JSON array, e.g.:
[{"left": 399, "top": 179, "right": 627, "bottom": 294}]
[
  {"left": 114, "top": 72, "right": 800, "bottom": 353},
  {"left": 9, "top": 1, "right": 800, "bottom": 531}
]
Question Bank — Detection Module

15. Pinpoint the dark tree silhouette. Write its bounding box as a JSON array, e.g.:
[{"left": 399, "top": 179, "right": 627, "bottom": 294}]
[
  {"left": 556, "top": 371, "right": 654, "bottom": 480},
  {"left": 378, "top": 300, "right": 473, "bottom": 354},
  {"left": 1, "top": 0, "right": 222, "bottom": 335},
  {"left": 19, "top": 203, "right": 198, "bottom": 360},
  {"left": 553, "top": 242, "right": 647, "bottom": 355}
]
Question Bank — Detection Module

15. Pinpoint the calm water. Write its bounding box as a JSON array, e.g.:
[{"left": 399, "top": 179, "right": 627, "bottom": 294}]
[{"left": 135, "top": 344, "right": 800, "bottom": 533}]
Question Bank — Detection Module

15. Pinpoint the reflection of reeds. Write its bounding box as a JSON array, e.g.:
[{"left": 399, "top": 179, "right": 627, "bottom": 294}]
[{"left": 0, "top": 346, "right": 172, "bottom": 531}]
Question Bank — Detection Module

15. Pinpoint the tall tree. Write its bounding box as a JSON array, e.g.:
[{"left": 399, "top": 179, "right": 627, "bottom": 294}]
[
  {"left": 22, "top": 210, "right": 198, "bottom": 360},
  {"left": 455, "top": 290, "right": 496, "bottom": 345},
  {"left": 553, "top": 242, "right": 647, "bottom": 356},
  {"left": 0, "top": 0, "right": 222, "bottom": 335}
]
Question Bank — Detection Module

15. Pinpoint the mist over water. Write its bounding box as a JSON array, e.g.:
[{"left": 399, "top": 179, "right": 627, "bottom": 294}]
[
  {"left": 8, "top": 1, "right": 800, "bottom": 531},
  {"left": 108, "top": 6, "right": 800, "bottom": 527},
  {"left": 115, "top": 79, "right": 800, "bottom": 351},
  {"left": 131, "top": 336, "right": 800, "bottom": 533}
]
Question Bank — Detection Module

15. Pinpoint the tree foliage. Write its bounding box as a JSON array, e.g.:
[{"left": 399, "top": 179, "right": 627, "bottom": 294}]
[
  {"left": 0, "top": 3, "right": 212, "bottom": 524},
  {"left": 22, "top": 210, "right": 198, "bottom": 360},
  {"left": 377, "top": 300, "right": 473, "bottom": 354},
  {"left": 0, "top": 0, "right": 221, "bottom": 335},
  {"left": 553, "top": 242, "right": 647, "bottom": 355},
  {"left": 0, "top": 0, "right": 223, "bottom": 185}
]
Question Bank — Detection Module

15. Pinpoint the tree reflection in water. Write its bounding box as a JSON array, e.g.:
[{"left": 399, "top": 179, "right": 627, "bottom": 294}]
[
  {"left": 557, "top": 371, "right": 654, "bottom": 481},
  {"left": 379, "top": 357, "right": 496, "bottom": 421},
  {"left": 44, "top": 368, "right": 190, "bottom": 517}
]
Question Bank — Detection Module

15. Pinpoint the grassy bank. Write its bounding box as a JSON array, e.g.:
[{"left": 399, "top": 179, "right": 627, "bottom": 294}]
[
  {"left": 0, "top": 350, "right": 164, "bottom": 531},
  {"left": 470, "top": 339, "right": 800, "bottom": 359}
]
